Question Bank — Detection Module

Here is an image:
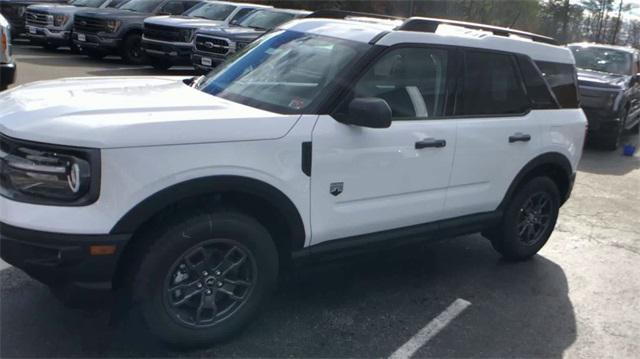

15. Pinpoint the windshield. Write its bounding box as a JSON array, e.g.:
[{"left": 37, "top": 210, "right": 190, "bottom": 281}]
[
  {"left": 569, "top": 46, "right": 633, "bottom": 76},
  {"left": 70, "top": 0, "right": 106, "bottom": 7},
  {"left": 184, "top": 3, "right": 235, "bottom": 21},
  {"left": 238, "top": 10, "right": 295, "bottom": 30},
  {"left": 119, "top": 0, "right": 161, "bottom": 13},
  {"left": 197, "top": 30, "right": 370, "bottom": 114}
]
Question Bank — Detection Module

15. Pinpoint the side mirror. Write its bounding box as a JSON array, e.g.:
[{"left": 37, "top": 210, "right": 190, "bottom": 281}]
[
  {"left": 632, "top": 74, "right": 640, "bottom": 86},
  {"left": 342, "top": 97, "right": 392, "bottom": 129}
]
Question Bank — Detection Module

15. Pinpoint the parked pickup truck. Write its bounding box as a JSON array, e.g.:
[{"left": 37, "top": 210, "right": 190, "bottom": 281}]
[
  {"left": 568, "top": 43, "right": 640, "bottom": 150},
  {"left": 73, "top": 0, "right": 203, "bottom": 63},
  {"left": 141, "top": 1, "right": 269, "bottom": 70},
  {"left": 191, "top": 8, "right": 309, "bottom": 72},
  {"left": 0, "top": 0, "right": 66, "bottom": 37},
  {"left": 25, "top": 0, "right": 128, "bottom": 51},
  {"left": 1, "top": 13, "right": 16, "bottom": 90}
]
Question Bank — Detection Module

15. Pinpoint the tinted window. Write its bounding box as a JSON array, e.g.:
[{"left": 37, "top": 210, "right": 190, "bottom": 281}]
[
  {"left": 105, "top": 0, "right": 128, "bottom": 8},
  {"left": 535, "top": 61, "right": 579, "bottom": 108},
  {"left": 352, "top": 47, "right": 452, "bottom": 119},
  {"left": 569, "top": 46, "right": 633, "bottom": 75},
  {"left": 239, "top": 10, "right": 295, "bottom": 30},
  {"left": 456, "top": 51, "right": 530, "bottom": 116},
  {"left": 517, "top": 56, "right": 558, "bottom": 109}
]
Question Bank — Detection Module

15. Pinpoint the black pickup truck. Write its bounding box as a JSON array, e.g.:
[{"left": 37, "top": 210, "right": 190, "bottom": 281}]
[
  {"left": 0, "top": 0, "right": 66, "bottom": 37},
  {"left": 191, "top": 8, "right": 309, "bottom": 72},
  {"left": 72, "top": 0, "right": 202, "bottom": 63},
  {"left": 569, "top": 43, "right": 640, "bottom": 150}
]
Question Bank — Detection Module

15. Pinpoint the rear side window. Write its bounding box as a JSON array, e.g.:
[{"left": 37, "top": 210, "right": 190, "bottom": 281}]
[
  {"left": 158, "top": 0, "right": 199, "bottom": 15},
  {"left": 456, "top": 51, "right": 530, "bottom": 116},
  {"left": 517, "top": 56, "right": 559, "bottom": 109},
  {"left": 535, "top": 61, "right": 579, "bottom": 108}
]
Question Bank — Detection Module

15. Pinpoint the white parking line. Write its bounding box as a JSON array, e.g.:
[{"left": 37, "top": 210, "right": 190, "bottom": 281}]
[{"left": 389, "top": 298, "right": 471, "bottom": 359}]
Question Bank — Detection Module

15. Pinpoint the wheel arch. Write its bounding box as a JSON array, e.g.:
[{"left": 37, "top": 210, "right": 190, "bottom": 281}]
[
  {"left": 110, "top": 175, "right": 306, "bottom": 288},
  {"left": 498, "top": 152, "right": 574, "bottom": 211}
]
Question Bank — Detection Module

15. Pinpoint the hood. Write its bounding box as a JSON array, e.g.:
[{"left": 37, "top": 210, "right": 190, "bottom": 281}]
[
  {"left": 0, "top": 77, "right": 300, "bottom": 148},
  {"left": 145, "top": 15, "right": 224, "bottom": 29},
  {"left": 76, "top": 8, "right": 148, "bottom": 20},
  {"left": 0, "top": 0, "right": 65, "bottom": 5},
  {"left": 30, "top": 4, "right": 86, "bottom": 15},
  {"left": 27, "top": 4, "right": 75, "bottom": 11},
  {"left": 577, "top": 69, "right": 629, "bottom": 90},
  {"left": 198, "top": 25, "right": 264, "bottom": 40}
]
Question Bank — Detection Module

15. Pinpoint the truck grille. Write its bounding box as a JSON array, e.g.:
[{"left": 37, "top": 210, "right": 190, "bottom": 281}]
[
  {"left": 144, "top": 23, "right": 183, "bottom": 42},
  {"left": 74, "top": 15, "right": 106, "bottom": 34},
  {"left": 25, "top": 10, "right": 51, "bottom": 27},
  {"left": 194, "top": 35, "right": 231, "bottom": 55}
]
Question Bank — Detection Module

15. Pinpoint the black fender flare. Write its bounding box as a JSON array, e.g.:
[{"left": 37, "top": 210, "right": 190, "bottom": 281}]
[
  {"left": 497, "top": 152, "right": 574, "bottom": 211},
  {"left": 109, "top": 175, "right": 306, "bottom": 250}
]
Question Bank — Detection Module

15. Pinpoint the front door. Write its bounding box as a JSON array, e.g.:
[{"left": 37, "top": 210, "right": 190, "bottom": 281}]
[{"left": 309, "top": 46, "right": 458, "bottom": 245}]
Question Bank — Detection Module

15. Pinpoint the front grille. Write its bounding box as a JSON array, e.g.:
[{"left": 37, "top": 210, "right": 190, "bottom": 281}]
[
  {"left": 144, "top": 23, "right": 183, "bottom": 42},
  {"left": 194, "top": 35, "right": 230, "bottom": 55},
  {"left": 25, "top": 10, "right": 50, "bottom": 27},
  {"left": 73, "top": 15, "right": 106, "bottom": 34}
]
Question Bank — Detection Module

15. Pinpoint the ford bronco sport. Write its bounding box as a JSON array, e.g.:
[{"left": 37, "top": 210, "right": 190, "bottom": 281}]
[{"left": 0, "top": 12, "right": 586, "bottom": 347}]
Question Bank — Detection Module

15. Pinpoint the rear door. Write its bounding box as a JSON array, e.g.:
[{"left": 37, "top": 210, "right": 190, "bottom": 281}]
[{"left": 443, "top": 50, "right": 544, "bottom": 218}]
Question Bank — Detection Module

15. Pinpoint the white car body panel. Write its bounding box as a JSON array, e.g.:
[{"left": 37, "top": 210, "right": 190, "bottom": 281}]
[{"left": 0, "top": 77, "right": 299, "bottom": 148}]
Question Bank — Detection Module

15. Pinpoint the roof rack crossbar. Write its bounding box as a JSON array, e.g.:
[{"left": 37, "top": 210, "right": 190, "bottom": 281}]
[
  {"left": 398, "top": 17, "right": 559, "bottom": 45},
  {"left": 306, "top": 9, "right": 404, "bottom": 21}
]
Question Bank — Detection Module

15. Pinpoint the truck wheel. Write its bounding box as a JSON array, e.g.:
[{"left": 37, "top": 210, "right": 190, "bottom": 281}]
[
  {"left": 602, "top": 109, "right": 627, "bottom": 151},
  {"left": 151, "top": 58, "right": 172, "bottom": 71},
  {"left": 132, "top": 209, "right": 278, "bottom": 347},
  {"left": 43, "top": 43, "right": 58, "bottom": 51},
  {"left": 489, "top": 177, "right": 560, "bottom": 261},
  {"left": 121, "top": 33, "right": 147, "bottom": 65}
]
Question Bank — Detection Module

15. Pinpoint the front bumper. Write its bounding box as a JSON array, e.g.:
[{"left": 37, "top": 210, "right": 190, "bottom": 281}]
[
  {"left": 72, "top": 32, "right": 120, "bottom": 53},
  {"left": 582, "top": 107, "right": 621, "bottom": 138},
  {"left": 141, "top": 38, "right": 192, "bottom": 64},
  {"left": 191, "top": 51, "right": 225, "bottom": 72},
  {"left": 0, "top": 62, "right": 16, "bottom": 88},
  {"left": 26, "top": 26, "right": 71, "bottom": 45},
  {"left": 0, "top": 222, "right": 130, "bottom": 291}
]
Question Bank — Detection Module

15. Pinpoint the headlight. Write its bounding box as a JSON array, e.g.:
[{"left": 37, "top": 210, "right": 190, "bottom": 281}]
[
  {"left": 53, "top": 14, "right": 69, "bottom": 27},
  {"left": 105, "top": 19, "right": 120, "bottom": 33},
  {"left": 0, "top": 134, "right": 100, "bottom": 206},
  {"left": 180, "top": 29, "right": 193, "bottom": 42}
]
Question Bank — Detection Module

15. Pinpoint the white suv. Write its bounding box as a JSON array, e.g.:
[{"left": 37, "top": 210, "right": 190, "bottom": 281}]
[{"left": 0, "top": 12, "right": 586, "bottom": 347}]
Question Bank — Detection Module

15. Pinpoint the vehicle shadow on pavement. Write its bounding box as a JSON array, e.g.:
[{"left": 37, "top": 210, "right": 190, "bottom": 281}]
[
  {"left": 581, "top": 132, "right": 639, "bottom": 176},
  {"left": 0, "top": 235, "right": 576, "bottom": 358}
]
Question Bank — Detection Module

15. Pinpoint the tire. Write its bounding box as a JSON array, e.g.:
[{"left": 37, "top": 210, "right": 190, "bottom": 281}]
[
  {"left": 43, "top": 43, "right": 58, "bottom": 51},
  {"left": 85, "top": 49, "right": 106, "bottom": 60},
  {"left": 602, "top": 109, "right": 627, "bottom": 151},
  {"left": 69, "top": 42, "right": 82, "bottom": 54},
  {"left": 489, "top": 177, "right": 560, "bottom": 261},
  {"left": 151, "top": 58, "right": 172, "bottom": 71},
  {"left": 132, "top": 209, "right": 279, "bottom": 348},
  {"left": 121, "top": 33, "right": 148, "bottom": 65},
  {"left": 0, "top": 84, "right": 7, "bottom": 92}
]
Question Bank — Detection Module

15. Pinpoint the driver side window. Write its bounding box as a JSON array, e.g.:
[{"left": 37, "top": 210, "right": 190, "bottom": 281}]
[{"left": 352, "top": 47, "right": 453, "bottom": 120}]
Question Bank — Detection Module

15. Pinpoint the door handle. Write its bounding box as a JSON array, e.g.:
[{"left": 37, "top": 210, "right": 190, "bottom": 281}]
[
  {"left": 415, "top": 138, "right": 447, "bottom": 149},
  {"left": 509, "top": 133, "right": 531, "bottom": 143}
]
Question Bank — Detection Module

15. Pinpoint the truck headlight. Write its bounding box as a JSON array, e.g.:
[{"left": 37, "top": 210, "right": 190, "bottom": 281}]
[
  {"left": 0, "top": 134, "right": 100, "bottom": 206},
  {"left": 180, "top": 29, "right": 193, "bottom": 42},
  {"left": 53, "top": 14, "right": 69, "bottom": 27},
  {"left": 105, "top": 19, "right": 120, "bottom": 33}
]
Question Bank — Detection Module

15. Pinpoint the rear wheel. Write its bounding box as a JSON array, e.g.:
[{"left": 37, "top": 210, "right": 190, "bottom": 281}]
[
  {"left": 132, "top": 209, "right": 278, "bottom": 348},
  {"left": 85, "top": 49, "right": 106, "bottom": 60},
  {"left": 121, "top": 33, "right": 147, "bottom": 65},
  {"left": 602, "top": 108, "right": 627, "bottom": 151},
  {"left": 42, "top": 43, "right": 58, "bottom": 51},
  {"left": 489, "top": 177, "right": 560, "bottom": 261}
]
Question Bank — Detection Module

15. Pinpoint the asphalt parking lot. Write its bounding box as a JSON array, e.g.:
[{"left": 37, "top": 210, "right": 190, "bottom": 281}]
[{"left": 1, "top": 43, "right": 640, "bottom": 358}]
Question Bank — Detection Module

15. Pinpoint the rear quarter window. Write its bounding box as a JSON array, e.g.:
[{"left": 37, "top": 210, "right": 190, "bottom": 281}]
[{"left": 535, "top": 61, "right": 580, "bottom": 108}]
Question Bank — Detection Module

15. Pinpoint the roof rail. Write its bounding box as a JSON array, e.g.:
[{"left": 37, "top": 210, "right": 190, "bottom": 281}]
[
  {"left": 398, "top": 17, "right": 559, "bottom": 45},
  {"left": 306, "top": 9, "right": 404, "bottom": 21}
]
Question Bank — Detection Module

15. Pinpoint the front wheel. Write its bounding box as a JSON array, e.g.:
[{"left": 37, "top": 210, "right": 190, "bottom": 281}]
[
  {"left": 489, "top": 177, "right": 560, "bottom": 261},
  {"left": 150, "top": 58, "right": 172, "bottom": 71},
  {"left": 121, "top": 33, "right": 147, "bottom": 65},
  {"left": 132, "top": 209, "right": 278, "bottom": 347}
]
